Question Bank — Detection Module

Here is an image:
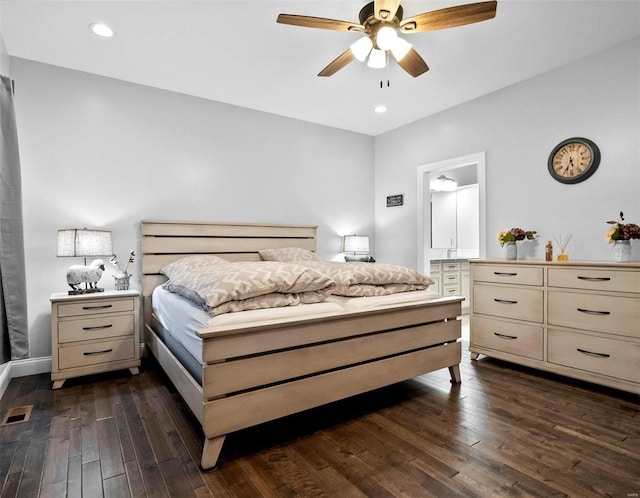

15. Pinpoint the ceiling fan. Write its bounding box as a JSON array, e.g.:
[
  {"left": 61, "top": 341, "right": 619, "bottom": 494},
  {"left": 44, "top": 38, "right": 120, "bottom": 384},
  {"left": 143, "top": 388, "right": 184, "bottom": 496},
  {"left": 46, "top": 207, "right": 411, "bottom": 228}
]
[{"left": 277, "top": 0, "right": 497, "bottom": 78}]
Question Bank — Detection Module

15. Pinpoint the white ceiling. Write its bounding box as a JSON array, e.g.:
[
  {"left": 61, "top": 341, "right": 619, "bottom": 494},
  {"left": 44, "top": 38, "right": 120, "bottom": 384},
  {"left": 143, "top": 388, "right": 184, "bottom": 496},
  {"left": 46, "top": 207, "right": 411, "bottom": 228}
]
[{"left": 1, "top": 1, "right": 639, "bottom": 136}]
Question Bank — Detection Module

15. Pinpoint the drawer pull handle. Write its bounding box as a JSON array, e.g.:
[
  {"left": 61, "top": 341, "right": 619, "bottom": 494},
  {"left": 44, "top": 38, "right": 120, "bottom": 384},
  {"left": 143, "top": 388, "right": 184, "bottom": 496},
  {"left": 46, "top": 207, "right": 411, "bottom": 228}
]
[
  {"left": 82, "top": 304, "right": 113, "bottom": 310},
  {"left": 493, "top": 272, "right": 517, "bottom": 276},
  {"left": 82, "top": 324, "right": 113, "bottom": 331},
  {"left": 494, "top": 332, "right": 518, "bottom": 340},
  {"left": 494, "top": 298, "right": 518, "bottom": 304},
  {"left": 577, "top": 276, "right": 611, "bottom": 282},
  {"left": 83, "top": 349, "right": 113, "bottom": 356},
  {"left": 577, "top": 308, "right": 611, "bottom": 316},
  {"left": 577, "top": 348, "right": 610, "bottom": 359}
]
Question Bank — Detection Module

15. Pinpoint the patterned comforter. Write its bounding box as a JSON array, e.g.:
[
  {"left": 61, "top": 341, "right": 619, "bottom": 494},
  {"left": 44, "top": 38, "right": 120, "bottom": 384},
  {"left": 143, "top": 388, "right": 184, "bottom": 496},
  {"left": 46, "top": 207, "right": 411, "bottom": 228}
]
[{"left": 300, "top": 261, "right": 433, "bottom": 297}]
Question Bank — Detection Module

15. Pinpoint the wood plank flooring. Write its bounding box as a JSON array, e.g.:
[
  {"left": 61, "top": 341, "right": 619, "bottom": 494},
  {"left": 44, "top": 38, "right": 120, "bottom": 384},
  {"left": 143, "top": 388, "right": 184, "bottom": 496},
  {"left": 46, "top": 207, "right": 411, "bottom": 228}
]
[{"left": 1, "top": 341, "right": 638, "bottom": 497}]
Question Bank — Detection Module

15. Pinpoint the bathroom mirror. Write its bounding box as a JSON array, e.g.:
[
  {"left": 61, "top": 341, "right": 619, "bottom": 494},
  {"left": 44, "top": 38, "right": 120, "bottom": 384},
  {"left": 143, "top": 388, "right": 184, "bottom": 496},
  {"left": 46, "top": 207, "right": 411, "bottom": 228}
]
[{"left": 416, "top": 152, "right": 486, "bottom": 273}]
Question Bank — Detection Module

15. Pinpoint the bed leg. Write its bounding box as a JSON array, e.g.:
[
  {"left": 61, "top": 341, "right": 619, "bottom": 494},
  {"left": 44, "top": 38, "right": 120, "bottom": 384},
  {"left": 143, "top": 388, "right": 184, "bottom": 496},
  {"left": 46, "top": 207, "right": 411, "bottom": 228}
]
[
  {"left": 448, "top": 364, "right": 461, "bottom": 384},
  {"left": 470, "top": 352, "right": 480, "bottom": 360},
  {"left": 201, "top": 435, "right": 225, "bottom": 471}
]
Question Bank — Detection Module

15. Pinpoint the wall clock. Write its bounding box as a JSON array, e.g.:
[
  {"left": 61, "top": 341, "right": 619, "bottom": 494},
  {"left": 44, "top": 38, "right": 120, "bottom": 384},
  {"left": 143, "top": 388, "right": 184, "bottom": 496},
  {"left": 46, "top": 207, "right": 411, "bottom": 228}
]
[{"left": 548, "top": 137, "right": 600, "bottom": 184}]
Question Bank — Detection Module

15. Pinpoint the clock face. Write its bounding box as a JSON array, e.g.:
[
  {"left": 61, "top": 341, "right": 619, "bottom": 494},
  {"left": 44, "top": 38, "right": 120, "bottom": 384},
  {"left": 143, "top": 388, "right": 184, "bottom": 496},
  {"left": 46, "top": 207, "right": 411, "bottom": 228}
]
[{"left": 548, "top": 137, "right": 600, "bottom": 184}]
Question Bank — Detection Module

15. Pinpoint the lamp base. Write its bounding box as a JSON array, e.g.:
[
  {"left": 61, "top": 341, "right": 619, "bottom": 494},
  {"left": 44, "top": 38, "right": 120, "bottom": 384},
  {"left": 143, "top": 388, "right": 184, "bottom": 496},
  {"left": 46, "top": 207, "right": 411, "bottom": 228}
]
[
  {"left": 344, "top": 255, "right": 376, "bottom": 263},
  {"left": 67, "top": 288, "right": 105, "bottom": 296}
]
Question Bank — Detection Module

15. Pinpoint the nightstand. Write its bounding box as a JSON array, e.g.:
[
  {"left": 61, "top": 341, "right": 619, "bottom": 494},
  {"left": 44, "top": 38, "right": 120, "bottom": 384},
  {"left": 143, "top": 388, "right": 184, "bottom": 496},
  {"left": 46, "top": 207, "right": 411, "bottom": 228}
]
[{"left": 50, "top": 289, "right": 140, "bottom": 389}]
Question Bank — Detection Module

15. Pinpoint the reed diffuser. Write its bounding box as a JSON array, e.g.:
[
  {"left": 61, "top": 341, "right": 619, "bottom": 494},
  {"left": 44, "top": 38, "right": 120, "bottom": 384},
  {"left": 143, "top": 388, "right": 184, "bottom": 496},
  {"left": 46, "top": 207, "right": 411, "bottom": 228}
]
[{"left": 553, "top": 234, "right": 573, "bottom": 261}]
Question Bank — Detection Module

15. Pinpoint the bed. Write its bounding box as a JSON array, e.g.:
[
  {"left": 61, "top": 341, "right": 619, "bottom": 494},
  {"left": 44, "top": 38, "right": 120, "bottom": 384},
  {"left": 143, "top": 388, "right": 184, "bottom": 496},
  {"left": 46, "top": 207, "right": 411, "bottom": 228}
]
[{"left": 141, "top": 220, "right": 463, "bottom": 470}]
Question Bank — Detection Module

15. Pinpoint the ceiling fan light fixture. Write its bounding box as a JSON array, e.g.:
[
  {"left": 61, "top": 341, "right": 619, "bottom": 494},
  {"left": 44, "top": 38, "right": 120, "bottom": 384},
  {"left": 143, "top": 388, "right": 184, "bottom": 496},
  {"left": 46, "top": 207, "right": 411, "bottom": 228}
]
[
  {"left": 350, "top": 36, "right": 373, "bottom": 62},
  {"left": 367, "top": 48, "right": 386, "bottom": 69},
  {"left": 390, "top": 37, "right": 412, "bottom": 61},
  {"left": 375, "top": 25, "right": 398, "bottom": 51}
]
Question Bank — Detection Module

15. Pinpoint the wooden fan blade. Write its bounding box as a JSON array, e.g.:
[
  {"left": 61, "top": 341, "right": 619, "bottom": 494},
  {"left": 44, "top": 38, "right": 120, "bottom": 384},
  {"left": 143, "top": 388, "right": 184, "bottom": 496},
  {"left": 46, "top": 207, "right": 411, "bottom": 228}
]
[
  {"left": 393, "top": 48, "right": 429, "bottom": 77},
  {"left": 318, "top": 50, "right": 355, "bottom": 77},
  {"left": 400, "top": 1, "right": 497, "bottom": 33},
  {"left": 374, "top": 0, "right": 401, "bottom": 21},
  {"left": 277, "top": 14, "right": 363, "bottom": 32}
]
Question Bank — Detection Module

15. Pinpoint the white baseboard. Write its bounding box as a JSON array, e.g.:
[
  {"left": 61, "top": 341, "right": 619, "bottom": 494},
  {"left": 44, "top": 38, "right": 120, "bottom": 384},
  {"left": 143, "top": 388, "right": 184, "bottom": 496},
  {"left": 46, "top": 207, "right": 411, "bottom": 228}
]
[
  {"left": 0, "top": 363, "right": 11, "bottom": 401},
  {"left": 10, "top": 356, "right": 52, "bottom": 378}
]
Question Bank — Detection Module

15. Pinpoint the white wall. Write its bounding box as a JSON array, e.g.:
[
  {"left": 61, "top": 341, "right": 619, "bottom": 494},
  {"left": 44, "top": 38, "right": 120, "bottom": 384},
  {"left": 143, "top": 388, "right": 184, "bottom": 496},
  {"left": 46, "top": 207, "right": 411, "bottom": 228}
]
[
  {"left": 11, "top": 58, "right": 374, "bottom": 358},
  {"left": 374, "top": 38, "right": 640, "bottom": 268}
]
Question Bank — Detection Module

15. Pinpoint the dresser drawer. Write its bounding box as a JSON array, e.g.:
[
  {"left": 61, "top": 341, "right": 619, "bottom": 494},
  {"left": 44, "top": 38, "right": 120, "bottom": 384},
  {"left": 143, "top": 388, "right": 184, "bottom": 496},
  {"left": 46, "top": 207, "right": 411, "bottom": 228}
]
[
  {"left": 472, "top": 265, "right": 543, "bottom": 286},
  {"left": 472, "top": 316, "right": 543, "bottom": 360},
  {"left": 548, "top": 291, "right": 640, "bottom": 339},
  {"left": 548, "top": 268, "right": 640, "bottom": 293},
  {"left": 58, "top": 337, "right": 135, "bottom": 370},
  {"left": 548, "top": 329, "right": 640, "bottom": 383},
  {"left": 57, "top": 298, "right": 134, "bottom": 318},
  {"left": 58, "top": 314, "right": 134, "bottom": 344},
  {"left": 473, "top": 284, "right": 543, "bottom": 322}
]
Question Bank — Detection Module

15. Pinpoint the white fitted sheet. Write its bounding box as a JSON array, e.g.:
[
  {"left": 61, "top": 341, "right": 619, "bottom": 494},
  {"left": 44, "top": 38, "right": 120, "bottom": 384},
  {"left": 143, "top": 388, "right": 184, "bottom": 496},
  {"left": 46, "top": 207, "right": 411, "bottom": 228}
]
[
  {"left": 152, "top": 286, "right": 344, "bottom": 364},
  {"left": 152, "top": 287, "right": 444, "bottom": 366}
]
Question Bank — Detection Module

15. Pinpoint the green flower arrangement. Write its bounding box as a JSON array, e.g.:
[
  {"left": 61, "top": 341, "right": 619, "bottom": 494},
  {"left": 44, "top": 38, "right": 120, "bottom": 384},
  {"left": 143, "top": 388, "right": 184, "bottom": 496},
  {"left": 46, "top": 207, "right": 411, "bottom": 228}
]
[{"left": 497, "top": 228, "right": 537, "bottom": 247}]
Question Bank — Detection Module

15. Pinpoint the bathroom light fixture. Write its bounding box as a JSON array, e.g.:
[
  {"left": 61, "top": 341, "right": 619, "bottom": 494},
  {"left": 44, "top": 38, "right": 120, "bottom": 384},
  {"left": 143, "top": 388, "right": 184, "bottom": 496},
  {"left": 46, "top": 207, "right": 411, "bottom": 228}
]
[
  {"left": 431, "top": 175, "right": 458, "bottom": 192},
  {"left": 89, "top": 23, "right": 114, "bottom": 38},
  {"left": 374, "top": 105, "right": 387, "bottom": 113}
]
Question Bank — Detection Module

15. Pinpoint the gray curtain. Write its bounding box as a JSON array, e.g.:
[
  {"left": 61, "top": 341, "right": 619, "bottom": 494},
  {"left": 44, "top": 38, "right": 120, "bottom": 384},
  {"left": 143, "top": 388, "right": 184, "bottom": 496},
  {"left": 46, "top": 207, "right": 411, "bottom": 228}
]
[{"left": 0, "top": 75, "right": 28, "bottom": 361}]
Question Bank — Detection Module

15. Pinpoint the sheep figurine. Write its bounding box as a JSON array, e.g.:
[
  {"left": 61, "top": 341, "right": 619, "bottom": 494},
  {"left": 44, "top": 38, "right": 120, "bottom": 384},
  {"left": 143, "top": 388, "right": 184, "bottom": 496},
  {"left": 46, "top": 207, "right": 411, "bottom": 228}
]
[{"left": 66, "top": 259, "right": 106, "bottom": 293}]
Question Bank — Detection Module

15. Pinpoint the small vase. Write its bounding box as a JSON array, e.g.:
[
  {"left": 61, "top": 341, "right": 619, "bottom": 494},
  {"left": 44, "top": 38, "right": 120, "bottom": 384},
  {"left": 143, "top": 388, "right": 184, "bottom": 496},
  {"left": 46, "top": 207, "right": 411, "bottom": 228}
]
[
  {"left": 114, "top": 273, "right": 131, "bottom": 290},
  {"left": 505, "top": 242, "right": 517, "bottom": 260},
  {"left": 612, "top": 240, "right": 631, "bottom": 263},
  {"left": 557, "top": 251, "right": 569, "bottom": 262}
]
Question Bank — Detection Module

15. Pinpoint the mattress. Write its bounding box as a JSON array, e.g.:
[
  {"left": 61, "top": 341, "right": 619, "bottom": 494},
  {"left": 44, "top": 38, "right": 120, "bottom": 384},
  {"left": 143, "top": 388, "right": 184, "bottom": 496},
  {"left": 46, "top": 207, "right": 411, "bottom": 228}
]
[
  {"left": 152, "top": 286, "right": 345, "bottom": 365},
  {"left": 151, "top": 286, "right": 443, "bottom": 382}
]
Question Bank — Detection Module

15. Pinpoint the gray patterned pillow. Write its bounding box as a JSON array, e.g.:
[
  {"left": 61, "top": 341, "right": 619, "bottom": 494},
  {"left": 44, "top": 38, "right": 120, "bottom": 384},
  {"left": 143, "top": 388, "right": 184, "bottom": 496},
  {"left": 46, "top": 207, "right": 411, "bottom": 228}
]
[{"left": 259, "top": 247, "right": 321, "bottom": 262}]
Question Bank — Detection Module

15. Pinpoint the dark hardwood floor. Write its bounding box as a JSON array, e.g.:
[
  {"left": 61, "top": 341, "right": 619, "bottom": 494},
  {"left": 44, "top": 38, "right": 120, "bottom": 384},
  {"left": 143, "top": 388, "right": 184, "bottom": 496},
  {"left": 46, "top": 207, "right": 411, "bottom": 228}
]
[{"left": 1, "top": 341, "right": 638, "bottom": 497}]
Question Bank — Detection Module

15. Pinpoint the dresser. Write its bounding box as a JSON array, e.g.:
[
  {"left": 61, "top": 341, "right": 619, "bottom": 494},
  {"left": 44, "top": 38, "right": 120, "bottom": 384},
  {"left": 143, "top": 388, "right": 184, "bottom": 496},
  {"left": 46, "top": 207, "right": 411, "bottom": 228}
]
[
  {"left": 470, "top": 260, "right": 640, "bottom": 394},
  {"left": 50, "top": 289, "right": 140, "bottom": 389}
]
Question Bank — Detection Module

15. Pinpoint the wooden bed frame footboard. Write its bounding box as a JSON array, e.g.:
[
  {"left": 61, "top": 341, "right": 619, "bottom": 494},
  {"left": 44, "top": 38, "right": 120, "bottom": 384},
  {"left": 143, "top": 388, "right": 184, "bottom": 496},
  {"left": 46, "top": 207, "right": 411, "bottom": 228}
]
[{"left": 141, "top": 220, "right": 463, "bottom": 470}]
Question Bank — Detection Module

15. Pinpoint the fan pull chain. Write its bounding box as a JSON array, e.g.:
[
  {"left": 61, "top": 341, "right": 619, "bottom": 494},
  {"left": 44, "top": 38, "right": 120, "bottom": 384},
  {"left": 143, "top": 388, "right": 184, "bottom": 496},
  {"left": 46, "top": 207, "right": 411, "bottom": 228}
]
[{"left": 380, "top": 52, "right": 391, "bottom": 88}]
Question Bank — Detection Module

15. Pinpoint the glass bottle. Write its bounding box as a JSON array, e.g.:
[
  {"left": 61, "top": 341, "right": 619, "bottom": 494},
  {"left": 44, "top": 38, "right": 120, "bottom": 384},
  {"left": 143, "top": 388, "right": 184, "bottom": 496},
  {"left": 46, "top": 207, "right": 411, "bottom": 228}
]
[{"left": 545, "top": 240, "right": 553, "bottom": 262}]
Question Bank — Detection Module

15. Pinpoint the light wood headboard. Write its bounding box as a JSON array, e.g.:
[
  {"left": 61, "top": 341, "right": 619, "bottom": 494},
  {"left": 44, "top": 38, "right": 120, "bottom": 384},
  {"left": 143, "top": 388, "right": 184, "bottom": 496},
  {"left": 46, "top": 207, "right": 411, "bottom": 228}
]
[{"left": 140, "top": 220, "right": 317, "bottom": 321}]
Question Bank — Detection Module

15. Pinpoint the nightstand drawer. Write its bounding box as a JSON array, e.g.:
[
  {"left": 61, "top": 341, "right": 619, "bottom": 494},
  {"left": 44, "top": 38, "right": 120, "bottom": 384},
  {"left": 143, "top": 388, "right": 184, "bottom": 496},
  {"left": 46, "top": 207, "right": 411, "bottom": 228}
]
[
  {"left": 472, "top": 316, "right": 543, "bottom": 360},
  {"left": 473, "top": 265, "right": 543, "bottom": 286},
  {"left": 473, "top": 284, "right": 543, "bottom": 322},
  {"left": 548, "top": 329, "right": 640, "bottom": 383},
  {"left": 58, "top": 314, "right": 134, "bottom": 343},
  {"left": 57, "top": 298, "right": 134, "bottom": 318},
  {"left": 58, "top": 337, "right": 135, "bottom": 370}
]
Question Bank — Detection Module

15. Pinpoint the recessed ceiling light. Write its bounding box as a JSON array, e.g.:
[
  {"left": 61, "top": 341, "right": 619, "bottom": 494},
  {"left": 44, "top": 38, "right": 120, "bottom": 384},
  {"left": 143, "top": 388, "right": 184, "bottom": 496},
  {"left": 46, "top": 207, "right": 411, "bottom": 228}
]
[
  {"left": 374, "top": 105, "right": 387, "bottom": 113},
  {"left": 89, "top": 23, "right": 114, "bottom": 38}
]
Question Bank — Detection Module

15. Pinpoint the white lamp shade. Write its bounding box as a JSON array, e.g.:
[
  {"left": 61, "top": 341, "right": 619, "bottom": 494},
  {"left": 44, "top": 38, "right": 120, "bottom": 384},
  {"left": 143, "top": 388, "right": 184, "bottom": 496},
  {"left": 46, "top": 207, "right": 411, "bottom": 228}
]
[
  {"left": 57, "top": 229, "right": 113, "bottom": 257},
  {"left": 367, "top": 48, "right": 386, "bottom": 69},
  {"left": 350, "top": 36, "right": 373, "bottom": 62},
  {"left": 376, "top": 26, "right": 398, "bottom": 51},
  {"left": 390, "top": 37, "right": 412, "bottom": 61},
  {"left": 342, "top": 235, "right": 370, "bottom": 254}
]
